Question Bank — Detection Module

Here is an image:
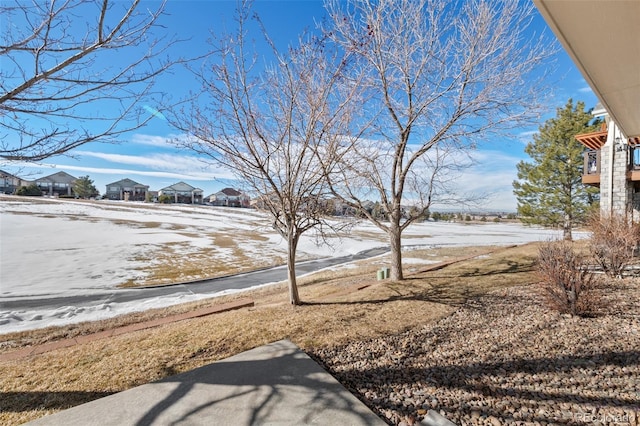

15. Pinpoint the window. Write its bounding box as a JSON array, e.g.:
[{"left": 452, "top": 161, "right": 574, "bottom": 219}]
[{"left": 632, "top": 147, "right": 640, "bottom": 170}]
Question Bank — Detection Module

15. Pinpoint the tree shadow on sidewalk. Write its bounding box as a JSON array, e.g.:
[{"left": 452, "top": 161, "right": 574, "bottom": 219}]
[{"left": 10, "top": 340, "right": 383, "bottom": 426}]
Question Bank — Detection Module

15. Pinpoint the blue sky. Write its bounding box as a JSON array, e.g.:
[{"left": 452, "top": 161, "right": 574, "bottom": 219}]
[{"left": 3, "top": 0, "right": 599, "bottom": 211}]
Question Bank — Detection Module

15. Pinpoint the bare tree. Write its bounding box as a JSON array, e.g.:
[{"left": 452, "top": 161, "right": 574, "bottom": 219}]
[
  {"left": 323, "top": 0, "right": 556, "bottom": 280},
  {"left": 168, "top": 5, "right": 354, "bottom": 305},
  {"left": 1, "top": 0, "right": 179, "bottom": 162}
]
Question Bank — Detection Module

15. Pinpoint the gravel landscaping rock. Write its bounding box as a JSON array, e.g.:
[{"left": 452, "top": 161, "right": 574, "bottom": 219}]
[{"left": 310, "top": 280, "right": 640, "bottom": 425}]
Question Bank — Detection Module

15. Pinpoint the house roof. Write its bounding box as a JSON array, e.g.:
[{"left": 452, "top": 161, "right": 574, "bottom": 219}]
[
  {"left": 0, "top": 170, "right": 21, "bottom": 180},
  {"left": 219, "top": 188, "right": 242, "bottom": 197},
  {"left": 160, "top": 181, "right": 202, "bottom": 193},
  {"left": 106, "top": 178, "right": 148, "bottom": 189},
  {"left": 35, "top": 171, "right": 77, "bottom": 183},
  {"left": 534, "top": 0, "right": 640, "bottom": 139}
]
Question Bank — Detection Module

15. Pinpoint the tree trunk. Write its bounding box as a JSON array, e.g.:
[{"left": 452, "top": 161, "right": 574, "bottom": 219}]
[
  {"left": 389, "top": 220, "right": 404, "bottom": 281},
  {"left": 563, "top": 213, "right": 572, "bottom": 241},
  {"left": 287, "top": 232, "right": 301, "bottom": 305}
]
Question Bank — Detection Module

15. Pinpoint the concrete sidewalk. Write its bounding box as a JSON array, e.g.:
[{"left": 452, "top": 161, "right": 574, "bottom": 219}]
[{"left": 25, "top": 340, "right": 386, "bottom": 426}]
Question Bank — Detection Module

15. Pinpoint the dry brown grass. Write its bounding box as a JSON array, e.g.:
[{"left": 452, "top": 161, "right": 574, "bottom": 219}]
[{"left": 0, "top": 243, "right": 540, "bottom": 425}]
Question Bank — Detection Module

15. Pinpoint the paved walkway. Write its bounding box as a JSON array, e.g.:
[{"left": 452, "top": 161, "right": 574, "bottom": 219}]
[{"left": 24, "top": 340, "right": 387, "bottom": 426}]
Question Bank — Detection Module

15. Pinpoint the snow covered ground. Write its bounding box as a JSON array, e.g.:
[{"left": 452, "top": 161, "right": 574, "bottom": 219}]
[{"left": 0, "top": 196, "right": 580, "bottom": 334}]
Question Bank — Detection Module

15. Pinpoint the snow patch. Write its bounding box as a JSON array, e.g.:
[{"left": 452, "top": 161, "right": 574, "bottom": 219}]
[{"left": 0, "top": 197, "right": 580, "bottom": 333}]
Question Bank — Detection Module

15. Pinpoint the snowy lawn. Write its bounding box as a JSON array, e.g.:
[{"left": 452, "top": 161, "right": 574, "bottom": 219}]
[{"left": 0, "top": 196, "right": 578, "bottom": 333}]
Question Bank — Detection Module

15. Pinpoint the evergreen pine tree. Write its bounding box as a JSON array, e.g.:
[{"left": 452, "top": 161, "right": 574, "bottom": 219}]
[
  {"left": 513, "top": 99, "right": 600, "bottom": 240},
  {"left": 72, "top": 175, "right": 99, "bottom": 199}
]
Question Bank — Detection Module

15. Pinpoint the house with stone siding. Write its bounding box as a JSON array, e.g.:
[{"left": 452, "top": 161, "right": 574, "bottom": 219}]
[{"left": 535, "top": 0, "right": 640, "bottom": 219}]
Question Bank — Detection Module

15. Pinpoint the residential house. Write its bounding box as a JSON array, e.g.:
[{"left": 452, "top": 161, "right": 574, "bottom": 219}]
[
  {"left": 576, "top": 110, "right": 640, "bottom": 219},
  {"left": 534, "top": 0, "right": 640, "bottom": 219},
  {"left": 105, "top": 178, "right": 149, "bottom": 201},
  {"left": 208, "top": 188, "right": 250, "bottom": 207},
  {"left": 0, "top": 170, "right": 27, "bottom": 194},
  {"left": 34, "top": 171, "right": 77, "bottom": 196},
  {"left": 158, "top": 182, "right": 203, "bottom": 204}
]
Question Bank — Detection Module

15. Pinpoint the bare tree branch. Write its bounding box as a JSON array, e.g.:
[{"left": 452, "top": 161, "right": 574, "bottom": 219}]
[
  {"left": 324, "top": 0, "right": 557, "bottom": 280},
  {"left": 0, "top": 0, "right": 186, "bottom": 162},
  {"left": 167, "top": 2, "right": 355, "bottom": 305}
]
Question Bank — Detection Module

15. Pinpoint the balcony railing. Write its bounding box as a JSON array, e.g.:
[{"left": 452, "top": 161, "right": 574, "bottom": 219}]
[{"left": 583, "top": 146, "right": 640, "bottom": 185}]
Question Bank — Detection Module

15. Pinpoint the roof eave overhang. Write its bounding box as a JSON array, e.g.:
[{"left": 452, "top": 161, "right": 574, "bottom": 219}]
[{"left": 533, "top": 0, "right": 640, "bottom": 139}]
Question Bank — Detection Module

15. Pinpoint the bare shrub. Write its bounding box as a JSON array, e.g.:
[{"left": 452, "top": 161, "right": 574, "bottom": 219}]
[
  {"left": 589, "top": 213, "right": 640, "bottom": 278},
  {"left": 537, "top": 240, "right": 600, "bottom": 316}
]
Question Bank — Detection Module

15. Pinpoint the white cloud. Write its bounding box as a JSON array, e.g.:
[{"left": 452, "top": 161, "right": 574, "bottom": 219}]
[
  {"left": 441, "top": 150, "right": 521, "bottom": 211},
  {"left": 77, "top": 150, "right": 196, "bottom": 170},
  {"left": 8, "top": 157, "right": 238, "bottom": 183},
  {"left": 397, "top": 149, "right": 521, "bottom": 212},
  {"left": 578, "top": 86, "right": 593, "bottom": 94},
  {"left": 8, "top": 161, "right": 220, "bottom": 181},
  {"left": 129, "top": 134, "right": 175, "bottom": 147},
  {"left": 517, "top": 129, "right": 538, "bottom": 142},
  {"left": 71, "top": 151, "right": 236, "bottom": 180},
  {"left": 130, "top": 133, "right": 200, "bottom": 148},
  {"left": 65, "top": 165, "right": 216, "bottom": 181}
]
